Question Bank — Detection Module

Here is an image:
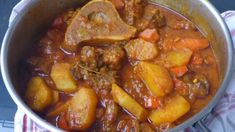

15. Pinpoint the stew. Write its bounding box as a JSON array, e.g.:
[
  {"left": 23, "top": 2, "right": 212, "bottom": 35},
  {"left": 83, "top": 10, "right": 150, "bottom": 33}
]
[{"left": 22, "top": 0, "right": 219, "bottom": 131}]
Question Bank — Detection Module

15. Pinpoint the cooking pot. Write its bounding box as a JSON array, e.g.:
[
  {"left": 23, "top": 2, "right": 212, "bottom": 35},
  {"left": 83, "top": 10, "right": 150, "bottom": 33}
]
[{"left": 1, "top": 0, "right": 233, "bottom": 131}]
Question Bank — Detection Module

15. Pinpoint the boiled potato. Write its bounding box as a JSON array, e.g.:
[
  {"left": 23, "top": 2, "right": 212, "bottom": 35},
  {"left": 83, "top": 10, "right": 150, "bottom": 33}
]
[
  {"left": 165, "top": 49, "right": 192, "bottom": 67},
  {"left": 135, "top": 62, "right": 173, "bottom": 97},
  {"left": 149, "top": 94, "right": 190, "bottom": 125},
  {"left": 50, "top": 63, "right": 77, "bottom": 93},
  {"left": 111, "top": 83, "right": 148, "bottom": 121},
  {"left": 66, "top": 87, "right": 98, "bottom": 131},
  {"left": 25, "top": 77, "right": 52, "bottom": 112}
]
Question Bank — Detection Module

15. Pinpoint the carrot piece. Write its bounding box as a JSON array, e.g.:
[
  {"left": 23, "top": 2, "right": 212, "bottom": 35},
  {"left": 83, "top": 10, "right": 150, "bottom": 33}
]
[
  {"left": 58, "top": 114, "right": 70, "bottom": 130},
  {"left": 170, "top": 66, "right": 188, "bottom": 77},
  {"left": 139, "top": 28, "right": 160, "bottom": 43},
  {"left": 175, "top": 38, "right": 209, "bottom": 51}
]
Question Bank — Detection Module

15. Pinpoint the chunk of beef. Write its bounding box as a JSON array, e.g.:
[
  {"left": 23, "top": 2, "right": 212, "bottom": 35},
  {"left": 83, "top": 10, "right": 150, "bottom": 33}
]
[
  {"left": 124, "top": 38, "right": 158, "bottom": 60},
  {"left": 98, "top": 101, "right": 119, "bottom": 132},
  {"left": 27, "top": 56, "right": 54, "bottom": 74},
  {"left": 153, "top": 10, "right": 166, "bottom": 28},
  {"left": 103, "top": 46, "right": 125, "bottom": 70},
  {"left": 136, "top": 5, "right": 166, "bottom": 31},
  {"left": 38, "top": 37, "right": 54, "bottom": 55},
  {"left": 117, "top": 115, "right": 140, "bottom": 132},
  {"left": 80, "top": 46, "right": 104, "bottom": 70},
  {"left": 72, "top": 63, "right": 117, "bottom": 92},
  {"left": 122, "top": 0, "right": 143, "bottom": 26},
  {"left": 135, "top": 4, "right": 158, "bottom": 31},
  {"left": 89, "top": 67, "right": 117, "bottom": 91},
  {"left": 189, "top": 74, "right": 210, "bottom": 98},
  {"left": 175, "top": 73, "right": 210, "bottom": 102},
  {"left": 81, "top": 46, "right": 98, "bottom": 69},
  {"left": 38, "top": 29, "right": 64, "bottom": 56}
]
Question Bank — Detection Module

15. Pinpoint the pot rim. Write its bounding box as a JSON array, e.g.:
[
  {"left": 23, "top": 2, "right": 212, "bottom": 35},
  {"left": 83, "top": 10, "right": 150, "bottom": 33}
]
[{"left": 1, "top": 0, "right": 233, "bottom": 131}]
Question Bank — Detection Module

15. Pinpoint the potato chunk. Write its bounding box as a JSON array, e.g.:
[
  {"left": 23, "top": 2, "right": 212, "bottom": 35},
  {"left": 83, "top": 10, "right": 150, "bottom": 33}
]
[
  {"left": 50, "top": 63, "right": 77, "bottom": 93},
  {"left": 66, "top": 88, "right": 98, "bottom": 131},
  {"left": 25, "top": 77, "right": 52, "bottom": 112},
  {"left": 125, "top": 38, "right": 158, "bottom": 60},
  {"left": 135, "top": 62, "right": 173, "bottom": 97},
  {"left": 111, "top": 83, "right": 148, "bottom": 121},
  {"left": 165, "top": 49, "right": 192, "bottom": 67},
  {"left": 149, "top": 95, "right": 190, "bottom": 125}
]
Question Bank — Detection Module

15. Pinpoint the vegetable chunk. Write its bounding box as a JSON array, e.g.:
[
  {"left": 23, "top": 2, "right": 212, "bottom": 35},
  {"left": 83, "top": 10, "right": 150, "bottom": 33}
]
[
  {"left": 67, "top": 88, "right": 98, "bottom": 131},
  {"left": 135, "top": 62, "right": 173, "bottom": 97},
  {"left": 170, "top": 66, "right": 188, "bottom": 77},
  {"left": 175, "top": 38, "right": 209, "bottom": 51},
  {"left": 50, "top": 63, "right": 77, "bottom": 93},
  {"left": 25, "top": 77, "right": 52, "bottom": 112},
  {"left": 149, "top": 95, "right": 190, "bottom": 125},
  {"left": 111, "top": 83, "right": 148, "bottom": 121},
  {"left": 125, "top": 38, "right": 158, "bottom": 60},
  {"left": 165, "top": 49, "right": 192, "bottom": 67}
]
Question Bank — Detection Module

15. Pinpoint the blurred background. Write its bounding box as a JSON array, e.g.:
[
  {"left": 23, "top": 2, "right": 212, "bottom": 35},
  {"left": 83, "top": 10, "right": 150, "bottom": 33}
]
[{"left": 0, "top": 0, "right": 234, "bottom": 130}]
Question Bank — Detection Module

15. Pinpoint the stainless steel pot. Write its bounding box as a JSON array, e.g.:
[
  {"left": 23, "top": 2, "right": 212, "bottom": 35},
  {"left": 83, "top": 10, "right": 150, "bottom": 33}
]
[{"left": 1, "top": 0, "right": 233, "bottom": 131}]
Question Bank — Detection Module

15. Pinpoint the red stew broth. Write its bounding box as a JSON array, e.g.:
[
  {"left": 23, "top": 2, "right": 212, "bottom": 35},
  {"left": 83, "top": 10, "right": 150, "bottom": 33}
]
[{"left": 22, "top": 1, "right": 219, "bottom": 131}]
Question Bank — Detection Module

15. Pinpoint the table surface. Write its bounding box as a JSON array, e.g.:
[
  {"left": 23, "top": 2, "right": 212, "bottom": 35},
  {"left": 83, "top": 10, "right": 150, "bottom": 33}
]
[{"left": 0, "top": 0, "right": 234, "bottom": 125}]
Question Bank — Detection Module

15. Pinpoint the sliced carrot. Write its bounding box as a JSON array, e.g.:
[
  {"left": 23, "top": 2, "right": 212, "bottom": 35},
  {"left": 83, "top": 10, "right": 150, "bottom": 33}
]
[
  {"left": 170, "top": 66, "right": 188, "bottom": 77},
  {"left": 109, "top": 0, "right": 124, "bottom": 9},
  {"left": 175, "top": 38, "right": 209, "bottom": 51},
  {"left": 58, "top": 114, "right": 70, "bottom": 130},
  {"left": 139, "top": 28, "right": 160, "bottom": 43}
]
